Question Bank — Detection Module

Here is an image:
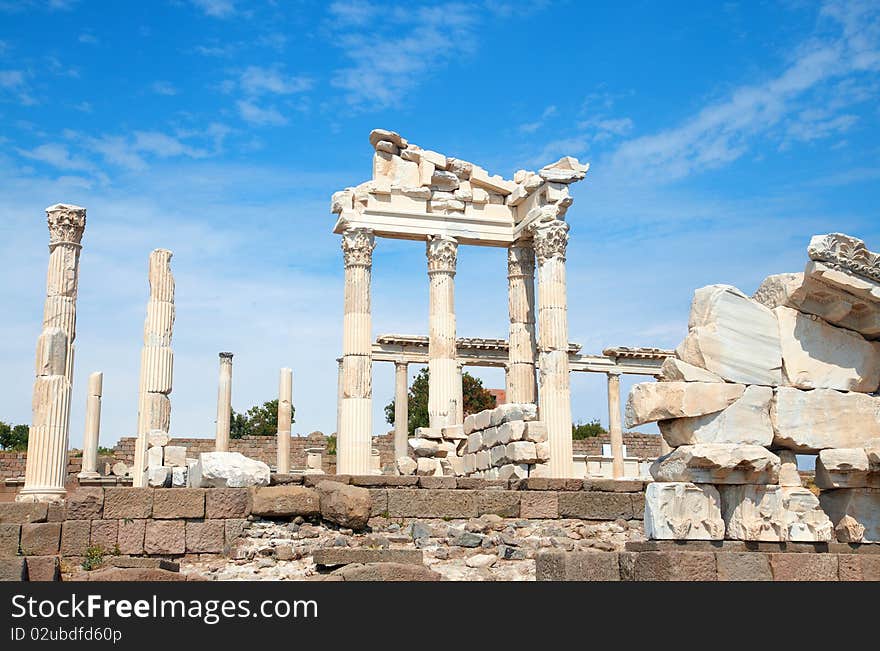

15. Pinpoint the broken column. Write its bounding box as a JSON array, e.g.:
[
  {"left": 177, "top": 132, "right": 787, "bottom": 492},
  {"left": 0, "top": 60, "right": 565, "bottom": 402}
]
[
  {"left": 78, "top": 371, "right": 103, "bottom": 480},
  {"left": 426, "top": 234, "right": 459, "bottom": 429},
  {"left": 277, "top": 367, "right": 292, "bottom": 474},
  {"left": 215, "top": 352, "right": 233, "bottom": 452},
  {"left": 507, "top": 244, "right": 537, "bottom": 404},
  {"left": 394, "top": 361, "right": 409, "bottom": 461},
  {"left": 133, "top": 249, "right": 175, "bottom": 487},
  {"left": 607, "top": 371, "right": 624, "bottom": 479},
  {"left": 338, "top": 228, "right": 375, "bottom": 475},
  {"left": 530, "top": 217, "right": 573, "bottom": 477},
  {"left": 19, "top": 204, "right": 86, "bottom": 503}
]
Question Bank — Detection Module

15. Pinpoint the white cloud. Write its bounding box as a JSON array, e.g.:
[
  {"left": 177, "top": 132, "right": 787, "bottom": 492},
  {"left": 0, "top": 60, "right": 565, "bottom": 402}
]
[
  {"left": 518, "top": 105, "right": 558, "bottom": 134},
  {"left": 0, "top": 69, "right": 36, "bottom": 105},
  {"left": 17, "top": 142, "right": 94, "bottom": 172},
  {"left": 328, "top": 0, "right": 375, "bottom": 27},
  {"left": 190, "top": 0, "right": 235, "bottom": 18},
  {"left": 78, "top": 32, "right": 98, "bottom": 44},
  {"left": 236, "top": 100, "right": 287, "bottom": 126},
  {"left": 151, "top": 80, "right": 178, "bottom": 96},
  {"left": 238, "top": 66, "right": 311, "bottom": 96}
]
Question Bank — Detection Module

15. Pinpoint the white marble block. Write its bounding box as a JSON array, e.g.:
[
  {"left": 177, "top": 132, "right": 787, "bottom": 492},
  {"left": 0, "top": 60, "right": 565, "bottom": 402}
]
[
  {"left": 771, "top": 387, "right": 880, "bottom": 452},
  {"left": 721, "top": 485, "right": 833, "bottom": 542},
  {"left": 650, "top": 444, "right": 780, "bottom": 485},
  {"left": 659, "top": 385, "right": 774, "bottom": 447},
  {"left": 644, "top": 482, "right": 725, "bottom": 540},
  {"left": 625, "top": 381, "right": 745, "bottom": 428},
  {"left": 820, "top": 488, "right": 880, "bottom": 543}
]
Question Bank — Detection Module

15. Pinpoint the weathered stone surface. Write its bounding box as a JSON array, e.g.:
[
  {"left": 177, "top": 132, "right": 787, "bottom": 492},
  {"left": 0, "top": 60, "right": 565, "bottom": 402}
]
[
  {"left": 117, "top": 519, "right": 146, "bottom": 555},
  {"left": 659, "top": 385, "right": 774, "bottom": 447},
  {"left": 536, "top": 551, "right": 620, "bottom": 581},
  {"left": 144, "top": 520, "right": 185, "bottom": 555},
  {"left": 816, "top": 448, "right": 880, "bottom": 489},
  {"left": 651, "top": 444, "right": 780, "bottom": 484},
  {"left": 386, "top": 489, "right": 477, "bottom": 519},
  {"left": 190, "top": 452, "right": 270, "bottom": 488},
  {"left": 20, "top": 523, "right": 60, "bottom": 555},
  {"left": 476, "top": 491, "right": 520, "bottom": 517},
  {"left": 152, "top": 489, "right": 205, "bottom": 519},
  {"left": 771, "top": 387, "right": 880, "bottom": 452},
  {"left": 621, "top": 551, "right": 717, "bottom": 581},
  {"left": 777, "top": 450, "right": 802, "bottom": 487},
  {"left": 0, "top": 557, "right": 27, "bottom": 581},
  {"left": 768, "top": 553, "right": 838, "bottom": 581},
  {"left": 520, "top": 491, "right": 558, "bottom": 519},
  {"left": 715, "top": 552, "right": 772, "bottom": 581},
  {"left": 313, "top": 548, "right": 423, "bottom": 567},
  {"left": 396, "top": 456, "right": 417, "bottom": 476},
  {"left": 251, "top": 486, "right": 320, "bottom": 518},
  {"left": 64, "top": 487, "right": 104, "bottom": 520},
  {"left": 558, "top": 491, "right": 634, "bottom": 520},
  {"left": 416, "top": 457, "right": 441, "bottom": 476},
  {"left": 333, "top": 562, "right": 441, "bottom": 581},
  {"left": 317, "top": 481, "right": 371, "bottom": 530},
  {"left": 25, "top": 556, "right": 60, "bottom": 581},
  {"left": 834, "top": 514, "right": 866, "bottom": 543},
  {"left": 408, "top": 438, "right": 439, "bottom": 457},
  {"left": 820, "top": 488, "right": 880, "bottom": 543},
  {"left": 90, "top": 519, "right": 118, "bottom": 550},
  {"left": 59, "top": 520, "right": 89, "bottom": 556},
  {"left": 659, "top": 357, "right": 723, "bottom": 383},
  {"left": 721, "top": 485, "right": 833, "bottom": 542},
  {"left": 0, "top": 524, "right": 20, "bottom": 557},
  {"left": 838, "top": 554, "right": 880, "bottom": 581},
  {"left": 625, "top": 381, "right": 745, "bottom": 428},
  {"left": 147, "top": 465, "right": 171, "bottom": 487},
  {"left": 83, "top": 567, "right": 186, "bottom": 581},
  {"left": 0, "top": 503, "right": 48, "bottom": 524},
  {"left": 644, "top": 482, "right": 724, "bottom": 540},
  {"left": 775, "top": 306, "right": 880, "bottom": 392},
  {"left": 205, "top": 488, "right": 250, "bottom": 519},
  {"left": 676, "top": 285, "right": 782, "bottom": 385},
  {"left": 185, "top": 520, "right": 224, "bottom": 553},
  {"left": 103, "top": 488, "right": 152, "bottom": 519}
]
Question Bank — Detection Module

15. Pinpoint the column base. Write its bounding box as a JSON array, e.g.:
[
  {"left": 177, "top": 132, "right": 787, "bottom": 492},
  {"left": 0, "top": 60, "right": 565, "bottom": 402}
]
[
  {"left": 16, "top": 486, "right": 67, "bottom": 503},
  {"left": 77, "top": 471, "right": 100, "bottom": 480}
]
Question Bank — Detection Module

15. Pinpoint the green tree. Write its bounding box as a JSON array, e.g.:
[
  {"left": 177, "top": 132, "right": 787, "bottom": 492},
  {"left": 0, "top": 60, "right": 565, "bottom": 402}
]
[
  {"left": 0, "top": 421, "right": 29, "bottom": 451},
  {"left": 384, "top": 368, "right": 496, "bottom": 436},
  {"left": 230, "top": 400, "right": 295, "bottom": 439},
  {"left": 572, "top": 419, "right": 606, "bottom": 440}
]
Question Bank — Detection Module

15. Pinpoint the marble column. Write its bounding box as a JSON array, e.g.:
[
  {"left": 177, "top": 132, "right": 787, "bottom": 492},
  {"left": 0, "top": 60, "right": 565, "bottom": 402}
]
[
  {"left": 393, "top": 361, "right": 409, "bottom": 460},
  {"left": 426, "top": 234, "right": 458, "bottom": 429},
  {"left": 335, "top": 357, "right": 343, "bottom": 436},
  {"left": 19, "top": 204, "right": 86, "bottom": 503},
  {"left": 531, "top": 218, "right": 574, "bottom": 478},
  {"left": 277, "top": 367, "right": 292, "bottom": 474},
  {"left": 455, "top": 362, "right": 464, "bottom": 424},
  {"left": 338, "top": 228, "right": 375, "bottom": 475},
  {"left": 78, "top": 371, "right": 103, "bottom": 480},
  {"left": 507, "top": 244, "right": 537, "bottom": 404},
  {"left": 607, "top": 371, "right": 624, "bottom": 479},
  {"left": 132, "top": 249, "right": 175, "bottom": 487},
  {"left": 215, "top": 352, "right": 233, "bottom": 452}
]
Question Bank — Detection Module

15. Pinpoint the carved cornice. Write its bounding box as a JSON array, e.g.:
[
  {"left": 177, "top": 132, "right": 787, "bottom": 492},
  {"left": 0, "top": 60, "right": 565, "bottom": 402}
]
[
  {"left": 426, "top": 234, "right": 458, "bottom": 274},
  {"left": 46, "top": 204, "right": 86, "bottom": 247},
  {"left": 507, "top": 244, "right": 535, "bottom": 278},
  {"left": 808, "top": 233, "right": 880, "bottom": 283},
  {"left": 341, "top": 228, "right": 376, "bottom": 267},
  {"left": 530, "top": 219, "right": 569, "bottom": 264}
]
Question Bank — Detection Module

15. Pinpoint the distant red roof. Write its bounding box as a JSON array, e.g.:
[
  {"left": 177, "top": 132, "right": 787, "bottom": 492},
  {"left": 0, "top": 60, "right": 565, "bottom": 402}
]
[{"left": 487, "top": 389, "right": 506, "bottom": 406}]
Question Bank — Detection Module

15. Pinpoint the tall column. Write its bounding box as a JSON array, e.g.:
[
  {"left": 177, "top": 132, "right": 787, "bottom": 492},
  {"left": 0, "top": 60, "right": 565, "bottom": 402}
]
[
  {"left": 507, "top": 244, "right": 537, "bottom": 404},
  {"left": 215, "top": 353, "right": 233, "bottom": 452},
  {"left": 607, "top": 371, "right": 624, "bottom": 479},
  {"left": 455, "top": 362, "right": 464, "bottom": 424},
  {"left": 19, "top": 204, "right": 86, "bottom": 503},
  {"left": 335, "top": 357, "right": 343, "bottom": 435},
  {"left": 338, "top": 228, "right": 375, "bottom": 475},
  {"left": 393, "top": 361, "right": 409, "bottom": 460},
  {"left": 277, "top": 368, "right": 292, "bottom": 474},
  {"left": 531, "top": 218, "right": 574, "bottom": 478},
  {"left": 79, "top": 371, "right": 103, "bottom": 479},
  {"left": 426, "top": 234, "right": 458, "bottom": 429},
  {"left": 132, "top": 249, "right": 175, "bottom": 487}
]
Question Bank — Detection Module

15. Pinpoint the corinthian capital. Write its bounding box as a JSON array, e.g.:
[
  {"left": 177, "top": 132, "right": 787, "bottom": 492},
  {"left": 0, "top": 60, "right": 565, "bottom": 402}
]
[
  {"left": 507, "top": 244, "right": 535, "bottom": 278},
  {"left": 426, "top": 234, "right": 458, "bottom": 274},
  {"left": 530, "top": 218, "right": 569, "bottom": 264},
  {"left": 341, "top": 228, "right": 375, "bottom": 267},
  {"left": 46, "top": 203, "right": 86, "bottom": 247}
]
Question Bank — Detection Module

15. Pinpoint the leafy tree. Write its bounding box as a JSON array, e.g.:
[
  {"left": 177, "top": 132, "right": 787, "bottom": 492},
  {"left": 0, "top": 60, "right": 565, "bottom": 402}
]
[
  {"left": 230, "top": 400, "right": 295, "bottom": 439},
  {"left": 572, "top": 419, "right": 606, "bottom": 440},
  {"left": 0, "top": 421, "right": 29, "bottom": 451},
  {"left": 384, "top": 368, "right": 496, "bottom": 436}
]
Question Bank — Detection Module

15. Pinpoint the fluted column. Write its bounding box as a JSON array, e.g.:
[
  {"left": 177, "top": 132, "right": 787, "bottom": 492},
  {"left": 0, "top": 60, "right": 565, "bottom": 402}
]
[
  {"left": 19, "top": 204, "right": 85, "bottom": 503},
  {"left": 132, "top": 249, "right": 175, "bottom": 487},
  {"left": 531, "top": 218, "right": 573, "bottom": 477},
  {"left": 607, "top": 371, "right": 624, "bottom": 479},
  {"left": 215, "top": 353, "right": 233, "bottom": 452},
  {"left": 394, "top": 361, "right": 409, "bottom": 460},
  {"left": 455, "top": 362, "right": 464, "bottom": 424},
  {"left": 426, "top": 234, "right": 458, "bottom": 428},
  {"left": 507, "top": 244, "right": 537, "bottom": 404},
  {"left": 79, "top": 372, "right": 103, "bottom": 479},
  {"left": 338, "top": 228, "right": 375, "bottom": 474},
  {"left": 277, "top": 368, "right": 292, "bottom": 474}
]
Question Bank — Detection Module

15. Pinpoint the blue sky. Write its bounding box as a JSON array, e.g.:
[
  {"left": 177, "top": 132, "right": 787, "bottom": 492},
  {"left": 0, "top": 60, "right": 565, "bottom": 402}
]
[{"left": 1, "top": 0, "right": 879, "bottom": 449}]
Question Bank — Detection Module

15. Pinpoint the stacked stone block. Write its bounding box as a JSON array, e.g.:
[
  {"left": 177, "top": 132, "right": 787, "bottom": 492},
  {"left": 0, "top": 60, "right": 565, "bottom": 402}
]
[
  {"left": 628, "top": 232, "right": 880, "bottom": 544},
  {"left": 398, "top": 403, "right": 550, "bottom": 479}
]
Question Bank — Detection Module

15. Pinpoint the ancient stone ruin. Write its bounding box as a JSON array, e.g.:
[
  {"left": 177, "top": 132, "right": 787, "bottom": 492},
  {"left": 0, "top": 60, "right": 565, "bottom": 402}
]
[{"left": 628, "top": 232, "right": 880, "bottom": 544}]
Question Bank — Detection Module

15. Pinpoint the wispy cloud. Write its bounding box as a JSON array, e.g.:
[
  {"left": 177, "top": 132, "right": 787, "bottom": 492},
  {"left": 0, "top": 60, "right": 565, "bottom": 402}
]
[
  {"left": 190, "top": 0, "right": 235, "bottom": 19},
  {"left": 17, "top": 142, "right": 94, "bottom": 172},
  {"left": 151, "top": 80, "right": 178, "bottom": 96},
  {"left": 78, "top": 31, "right": 98, "bottom": 44},
  {"left": 237, "top": 66, "right": 311, "bottom": 96},
  {"left": 0, "top": 69, "right": 36, "bottom": 105},
  {"left": 236, "top": 100, "right": 287, "bottom": 126},
  {"left": 519, "top": 105, "right": 558, "bottom": 134}
]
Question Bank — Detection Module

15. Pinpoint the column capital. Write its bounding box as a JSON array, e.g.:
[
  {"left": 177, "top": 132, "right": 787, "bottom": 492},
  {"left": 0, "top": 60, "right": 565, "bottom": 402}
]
[
  {"left": 341, "top": 228, "right": 375, "bottom": 267},
  {"left": 507, "top": 244, "right": 535, "bottom": 278},
  {"left": 46, "top": 203, "right": 86, "bottom": 248},
  {"left": 394, "top": 359, "right": 408, "bottom": 370},
  {"left": 219, "top": 351, "right": 234, "bottom": 362},
  {"left": 607, "top": 369, "right": 622, "bottom": 378},
  {"left": 529, "top": 218, "right": 569, "bottom": 264},
  {"left": 426, "top": 233, "right": 458, "bottom": 274}
]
